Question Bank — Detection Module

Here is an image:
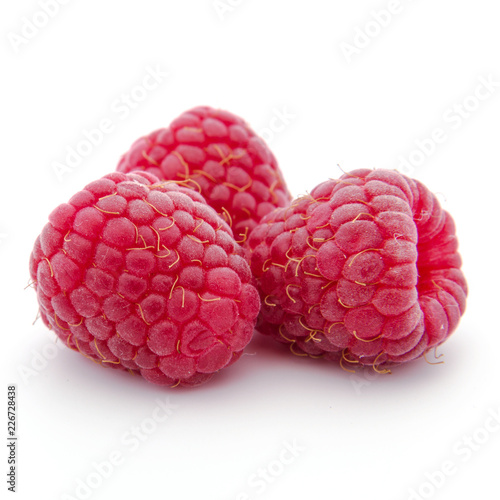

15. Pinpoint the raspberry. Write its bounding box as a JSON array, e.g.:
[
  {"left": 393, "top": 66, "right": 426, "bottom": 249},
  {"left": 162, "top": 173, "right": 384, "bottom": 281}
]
[
  {"left": 116, "top": 106, "right": 292, "bottom": 245},
  {"left": 29, "top": 172, "right": 260, "bottom": 387},
  {"left": 247, "top": 169, "right": 467, "bottom": 373}
]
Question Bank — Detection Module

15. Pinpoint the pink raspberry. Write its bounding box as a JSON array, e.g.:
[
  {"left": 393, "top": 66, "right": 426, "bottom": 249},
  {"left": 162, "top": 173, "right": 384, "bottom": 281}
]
[
  {"left": 116, "top": 106, "right": 291, "bottom": 245},
  {"left": 29, "top": 172, "right": 260, "bottom": 387},
  {"left": 247, "top": 169, "right": 467, "bottom": 373}
]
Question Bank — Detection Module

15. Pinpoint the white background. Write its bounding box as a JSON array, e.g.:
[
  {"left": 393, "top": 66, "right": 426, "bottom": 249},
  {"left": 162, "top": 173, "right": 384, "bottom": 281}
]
[{"left": 1, "top": 1, "right": 499, "bottom": 499}]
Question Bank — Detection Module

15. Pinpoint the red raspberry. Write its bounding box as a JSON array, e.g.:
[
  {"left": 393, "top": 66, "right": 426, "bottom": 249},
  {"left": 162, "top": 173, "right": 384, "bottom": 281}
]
[
  {"left": 116, "top": 106, "right": 291, "bottom": 245},
  {"left": 248, "top": 169, "right": 467, "bottom": 373},
  {"left": 29, "top": 172, "right": 260, "bottom": 387}
]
